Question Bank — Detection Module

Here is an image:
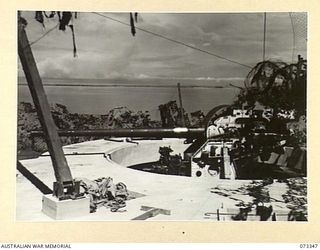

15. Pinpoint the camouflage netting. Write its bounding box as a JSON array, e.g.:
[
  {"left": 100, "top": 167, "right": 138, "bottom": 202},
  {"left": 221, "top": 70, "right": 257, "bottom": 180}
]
[
  {"left": 289, "top": 12, "right": 307, "bottom": 61},
  {"left": 235, "top": 58, "right": 306, "bottom": 116},
  {"left": 232, "top": 57, "right": 307, "bottom": 144}
]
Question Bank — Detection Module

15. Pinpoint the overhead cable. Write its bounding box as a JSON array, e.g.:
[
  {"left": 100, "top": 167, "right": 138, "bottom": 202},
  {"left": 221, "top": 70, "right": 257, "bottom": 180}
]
[{"left": 92, "top": 12, "right": 252, "bottom": 69}]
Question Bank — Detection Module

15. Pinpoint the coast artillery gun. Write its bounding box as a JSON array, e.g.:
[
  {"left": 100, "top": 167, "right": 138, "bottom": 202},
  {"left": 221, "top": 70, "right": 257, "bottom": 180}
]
[
  {"left": 31, "top": 103, "right": 301, "bottom": 180},
  {"left": 30, "top": 58, "right": 306, "bottom": 200}
]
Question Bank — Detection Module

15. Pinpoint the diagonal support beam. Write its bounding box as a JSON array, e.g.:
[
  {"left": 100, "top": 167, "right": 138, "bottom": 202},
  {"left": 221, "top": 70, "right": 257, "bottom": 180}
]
[{"left": 18, "top": 21, "right": 74, "bottom": 197}]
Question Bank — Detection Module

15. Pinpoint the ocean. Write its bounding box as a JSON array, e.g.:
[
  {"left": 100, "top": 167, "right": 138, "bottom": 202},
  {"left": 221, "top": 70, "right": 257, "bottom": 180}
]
[{"left": 18, "top": 77, "right": 242, "bottom": 120}]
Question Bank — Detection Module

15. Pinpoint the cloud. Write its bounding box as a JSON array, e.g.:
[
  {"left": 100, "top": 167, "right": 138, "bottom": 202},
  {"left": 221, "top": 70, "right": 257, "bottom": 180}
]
[{"left": 19, "top": 12, "right": 307, "bottom": 81}]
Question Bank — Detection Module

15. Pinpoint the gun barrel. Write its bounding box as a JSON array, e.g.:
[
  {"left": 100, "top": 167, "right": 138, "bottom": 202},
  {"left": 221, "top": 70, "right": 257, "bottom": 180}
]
[{"left": 31, "top": 127, "right": 205, "bottom": 139}]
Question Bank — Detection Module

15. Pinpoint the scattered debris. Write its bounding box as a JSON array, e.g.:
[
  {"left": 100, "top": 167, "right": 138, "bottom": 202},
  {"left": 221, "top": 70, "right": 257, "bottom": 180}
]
[
  {"left": 282, "top": 177, "right": 307, "bottom": 220},
  {"left": 231, "top": 207, "right": 252, "bottom": 221},
  {"left": 210, "top": 178, "right": 307, "bottom": 221},
  {"left": 75, "top": 177, "right": 129, "bottom": 213}
]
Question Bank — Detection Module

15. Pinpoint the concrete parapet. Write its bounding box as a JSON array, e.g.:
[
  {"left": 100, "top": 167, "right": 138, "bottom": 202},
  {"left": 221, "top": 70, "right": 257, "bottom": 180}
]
[{"left": 109, "top": 139, "right": 187, "bottom": 167}]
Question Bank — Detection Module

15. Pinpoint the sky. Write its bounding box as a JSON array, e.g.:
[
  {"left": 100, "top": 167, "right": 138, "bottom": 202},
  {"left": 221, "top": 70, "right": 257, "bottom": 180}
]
[{"left": 18, "top": 12, "right": 307, "bottom": 84}]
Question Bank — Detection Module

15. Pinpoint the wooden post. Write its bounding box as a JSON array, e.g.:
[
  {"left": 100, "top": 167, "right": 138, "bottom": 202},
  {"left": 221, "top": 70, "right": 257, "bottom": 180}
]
[
  {"left": 177, "top": 83, "right": 186, "bottom": 127},
  {"left": 263, "top": 12, "right": 267, "bottom": 61},
  {"left": 18, "top": 21, "right": 75, "bottom": 198}
]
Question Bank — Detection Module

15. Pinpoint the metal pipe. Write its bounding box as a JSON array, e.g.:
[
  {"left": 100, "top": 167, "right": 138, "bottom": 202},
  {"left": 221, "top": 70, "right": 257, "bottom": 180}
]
[{"left": 31, "top": 127, "right": 205, "bottom": 139}]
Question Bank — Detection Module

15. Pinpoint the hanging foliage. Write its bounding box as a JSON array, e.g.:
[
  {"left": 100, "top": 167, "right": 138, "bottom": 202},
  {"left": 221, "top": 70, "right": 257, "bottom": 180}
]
[
  {"left": 25, "top": 11, "right": 140, "bottom": 57},
  {"left": 35, "top": 11, "right": 45, "bottom": 27},
  {"left": 32, "top": 11, "right": 78, "bottom": 57},
  {"left": 130, "top": 12, "right": 138, "bottom": 36}
]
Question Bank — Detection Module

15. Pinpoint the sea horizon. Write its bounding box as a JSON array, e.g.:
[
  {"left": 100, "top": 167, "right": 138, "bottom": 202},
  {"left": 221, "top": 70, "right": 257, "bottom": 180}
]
[{"left": 18, "top": 77, "right": 242, "bottom": 119}]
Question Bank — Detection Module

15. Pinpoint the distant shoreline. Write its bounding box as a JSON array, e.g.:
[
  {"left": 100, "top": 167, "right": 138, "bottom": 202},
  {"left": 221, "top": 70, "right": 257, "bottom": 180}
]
[
  {"left": 18, "top": 79, "right": 240, "bottom": 117},
  {"left": 18, "top": 83, "right": 230, "bottom": 89},
  {"left": 17, "top": 76, "right": 245, "bottom": 88}
]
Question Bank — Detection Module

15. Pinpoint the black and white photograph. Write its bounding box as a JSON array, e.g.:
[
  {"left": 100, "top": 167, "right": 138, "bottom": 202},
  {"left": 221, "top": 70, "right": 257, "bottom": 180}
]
[{"left": 16, "top": 11, "right": 307, "bottom": 221}]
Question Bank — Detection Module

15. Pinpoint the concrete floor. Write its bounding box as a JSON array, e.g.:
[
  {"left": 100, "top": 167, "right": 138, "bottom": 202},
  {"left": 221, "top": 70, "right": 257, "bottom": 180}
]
[{"left": 16, "top": 139, "right": 297, "bottom": 221}]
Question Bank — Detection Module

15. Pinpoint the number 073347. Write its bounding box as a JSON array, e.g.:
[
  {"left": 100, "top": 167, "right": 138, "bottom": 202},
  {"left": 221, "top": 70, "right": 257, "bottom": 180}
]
[{"left": 300, "top": 244, "right": 319, "bottom": 248}]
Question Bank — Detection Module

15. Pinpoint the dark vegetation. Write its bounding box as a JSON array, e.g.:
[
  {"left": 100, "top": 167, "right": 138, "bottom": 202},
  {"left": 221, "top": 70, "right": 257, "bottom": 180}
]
[
  {"left": 17, "top": 101, "right": 204, "bottom": 159},
  {"left": 17, "top": 103, "right": 160, "bottom": 157}
]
